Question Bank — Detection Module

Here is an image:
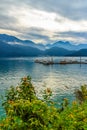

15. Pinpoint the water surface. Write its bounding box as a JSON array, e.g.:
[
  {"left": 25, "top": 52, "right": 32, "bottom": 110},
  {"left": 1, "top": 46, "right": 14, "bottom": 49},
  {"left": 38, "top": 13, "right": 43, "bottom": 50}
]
[{"left": 0, "top": 57, "right": 87, "bottom": 118}]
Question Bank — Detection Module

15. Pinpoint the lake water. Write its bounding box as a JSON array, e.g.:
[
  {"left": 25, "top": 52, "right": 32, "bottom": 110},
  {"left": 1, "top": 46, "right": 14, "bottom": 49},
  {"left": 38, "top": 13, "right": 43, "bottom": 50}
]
[{"left": 0, "top": 57, "right": 87, "bottom": 118}]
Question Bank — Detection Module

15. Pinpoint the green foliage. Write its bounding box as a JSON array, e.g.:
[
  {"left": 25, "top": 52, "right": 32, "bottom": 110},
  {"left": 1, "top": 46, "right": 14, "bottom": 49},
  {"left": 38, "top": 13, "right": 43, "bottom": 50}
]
[
  {"left": 0, "top": 76, "right": 87, "bottom": 130},
  {"left": 60, "top": 101, "right": 87, "bottom": 130},
  {"left": 0, "top": 76, "right": 60, "bottom": 130},
  {"left": 75, "top": 84, "right": 87, "bottom": 103},
  {"left": 1, "top": 99, "right": 61, "bottom": 130}
]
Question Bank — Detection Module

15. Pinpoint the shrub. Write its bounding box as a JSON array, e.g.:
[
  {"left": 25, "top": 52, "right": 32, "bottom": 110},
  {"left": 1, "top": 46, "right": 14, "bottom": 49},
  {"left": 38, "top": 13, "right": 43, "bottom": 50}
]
[
  {"left": 0, "top": 76, "right": 87, "bottom": 130},
  {"left": 0, "top": 76, "right": 60, "bottom": 130},
  {"left": 75, "top": 85, "right": 87, "bottom": 103}
]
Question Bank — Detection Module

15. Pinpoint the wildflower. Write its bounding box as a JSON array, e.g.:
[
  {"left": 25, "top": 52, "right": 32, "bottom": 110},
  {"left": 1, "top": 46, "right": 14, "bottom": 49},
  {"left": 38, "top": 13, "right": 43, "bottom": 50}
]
[
  {"left": 8, "top": 100, "right": 14, "bottom": 104},
  {"left": 69, "top": 114, "right": 74, "bottom": 118},
  {"left": 16, "top": 86, "right": 22, "bottom": 92},
  {"left": 25, "top": 82, "right": 29, "bottom": 86},
  {"left": 22, "top": 77, "right": 27, "bottom": 81},
  {"left": 5, "top": 118, "right": 10, "bottom": 123},
  {"left": 72, "top": 101, "right": 77, "bottom": 105},
  {"left": 63, "top": 98, "right": 68, "bottom": 101},
  {"left": 45, "top": 88, "right": 52, "bottom": 95},
  {"left": 0, "top": 123, "right": 4, "bottom": 127},
  {"left": 83, "top": 118, "right": 87, "bottom": 122}
]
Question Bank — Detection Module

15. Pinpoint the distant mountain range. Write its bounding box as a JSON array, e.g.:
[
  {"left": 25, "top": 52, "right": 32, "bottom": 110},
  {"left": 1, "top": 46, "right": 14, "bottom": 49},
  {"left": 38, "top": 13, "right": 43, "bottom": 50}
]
[
  {"left": 0, "top": 40, "right": 43, "bottom": 57},
  {"left": 45, "top": 47, "right": 75, "bottom": 56},
  {"left": 0, "top": 34, "right": 87, "bottom": 57},
  {"left": 69, "top": 49, "right": 87, "bottom": 56},
  {"left": 46, "top": 41, "right": 87, "bottom": 51}
]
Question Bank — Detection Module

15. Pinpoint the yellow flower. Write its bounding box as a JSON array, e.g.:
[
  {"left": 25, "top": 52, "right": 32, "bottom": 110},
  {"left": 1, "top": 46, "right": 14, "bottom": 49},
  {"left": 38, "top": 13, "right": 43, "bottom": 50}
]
[
  {"left": 69, "top": 114, "right": 74, "bottom": 118},
  {"left": 72, "top": 101, "right": 77, "bottom": 105},
  {"left": 83, "top": 118, "right": 87, "bottom": 122},
  {"left": 0, "top": 123, "right": 4, "bottom": 127},
  {"left": 8, "top": 100, "right": 14, "bottom": 104}
]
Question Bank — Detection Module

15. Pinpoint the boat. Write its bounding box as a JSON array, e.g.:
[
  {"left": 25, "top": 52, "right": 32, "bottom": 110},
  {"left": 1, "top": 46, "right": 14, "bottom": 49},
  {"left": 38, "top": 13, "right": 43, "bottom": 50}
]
[
  {"left": 34, "top": 57, "right": 54, "bottom": 65},
  {"left": 59, "top": 60, "right": 67, "bottom": 64},
  {"left": 35, "top": 58, "right": 87, "bottom": 65}
]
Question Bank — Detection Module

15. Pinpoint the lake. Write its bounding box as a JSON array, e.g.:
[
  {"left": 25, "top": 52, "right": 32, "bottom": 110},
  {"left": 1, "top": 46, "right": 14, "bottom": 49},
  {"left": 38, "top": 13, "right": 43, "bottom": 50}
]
[{"left": 0, "top": 57, "right": 87, "bottom": 118}]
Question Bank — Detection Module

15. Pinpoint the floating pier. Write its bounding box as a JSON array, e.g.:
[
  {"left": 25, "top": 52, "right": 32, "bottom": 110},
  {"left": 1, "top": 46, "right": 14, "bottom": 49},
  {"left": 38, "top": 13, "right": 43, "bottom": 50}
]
[
  {"left": 59, "top": 60, "right": 87, "bottom": 65},
  {"left": 35, "top": 58, "right": 87, "bottom": 65},
  {"left": 35, "top": 59, "right": 54, "bottom": 65}
]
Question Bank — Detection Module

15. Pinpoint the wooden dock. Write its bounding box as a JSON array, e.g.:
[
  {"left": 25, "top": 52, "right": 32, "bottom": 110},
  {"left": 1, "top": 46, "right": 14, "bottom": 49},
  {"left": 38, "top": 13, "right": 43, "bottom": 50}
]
[
  {"left": 35, "top": 59, "right": 54, "bottom": 65},
  {"left": 35, "top": 59, "right": 87, "bottom": 65}
]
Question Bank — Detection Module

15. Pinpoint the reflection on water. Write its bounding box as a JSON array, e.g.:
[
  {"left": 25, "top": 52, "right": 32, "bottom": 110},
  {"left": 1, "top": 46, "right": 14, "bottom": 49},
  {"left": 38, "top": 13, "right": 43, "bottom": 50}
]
[{"left": 0, "top": 57, "right": 87, "bottom": 117}]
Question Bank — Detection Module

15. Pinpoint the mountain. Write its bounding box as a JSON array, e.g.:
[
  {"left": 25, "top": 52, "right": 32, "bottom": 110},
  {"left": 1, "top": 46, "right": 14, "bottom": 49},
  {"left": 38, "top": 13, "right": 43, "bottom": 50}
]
[
  {"left": 48, "top": 41, "right": 75, "bottom": 50},
  {"left": 0, "top": 40, "right": 43, "bottom": 57},
  {"left": 45, "top": 47, "right": 75, "bottom": 56},
  {"left": 0, "top": 34, "right": 45, "bottom": 50},
  {"left": 0, "top": 34, "right": 21, "bottom": 43},
  {"left": 1, "top": 34, "right": 87, "bottom": 51},
  {"left": 77, "top": 44, "right": 87, "bottom": 50},
  {"left": 69, "top": 49, "right": 87, "bottom": 56},
  {"left": 36, "top": 43, "right": 45, "bottom": 50},
  {"left": 46, "top": 41, "right": 87, "bottom": 50},
  {"left": 0, "top": 34, "right": 87, "bottom": 57}
]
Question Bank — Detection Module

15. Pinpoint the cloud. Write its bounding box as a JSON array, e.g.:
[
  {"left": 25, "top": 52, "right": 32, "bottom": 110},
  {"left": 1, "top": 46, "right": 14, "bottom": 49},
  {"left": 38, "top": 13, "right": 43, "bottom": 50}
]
[
  {"left": 16, "top": 27, "right": 54, "bottom": 44},
  {"left": 0, "top": 0, "right": 87, "bottom": 44},
  {"left": 54, "top": 31, "right": 87, "bottom": 43},
  {"left": 3, "top": 0, "right": 85, "bottom": 20},
  {"left": 0, "top": 0, "right": 21, "bottom": 33},
  {"left": 23, "top": 0, "right": 87, "bottom": 20}
]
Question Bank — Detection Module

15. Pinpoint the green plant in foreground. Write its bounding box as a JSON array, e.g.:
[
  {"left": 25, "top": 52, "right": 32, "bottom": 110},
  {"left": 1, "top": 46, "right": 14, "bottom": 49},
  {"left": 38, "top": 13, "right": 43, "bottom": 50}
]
[
  {"left": 0, "top": 76, "right": 60, "bottom": 130},
  {"left": 0, "top": 76, "right": 87, "bottom": 130},
  {"left": 75, "top": 85, "right": 87, "bottom": 104}
]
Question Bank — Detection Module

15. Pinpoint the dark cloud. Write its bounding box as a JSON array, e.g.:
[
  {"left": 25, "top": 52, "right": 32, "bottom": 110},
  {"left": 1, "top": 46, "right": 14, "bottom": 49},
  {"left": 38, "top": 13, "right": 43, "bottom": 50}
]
[
  {"left": 27, "top": 27, "right": 45, "bottom": 34},
  {"left": 17, "top": 27, "right": 53, "bottom": 44},
  {"left": 24, "top": 0, "right": 87, "bottom": 20},
  {"left": 54, "top": 31, "right": 87, "bottom": 43},
  {"left": 1, "top": 0, "right": 87, "bottom": 21},
  {"left": 28, "top": 33, "right": 50, "bottom": 40},
  {"left": 0, "top": 14, "right": 19, "bottom": 30},
  {"left": 54, "top": 31, "right": 87, "bottom": 38},
  {"left": 0, "top": 0, "right": 20, "bottom": 32},
  {"left": 20, "top": 28, "right": 87, "bottom": 44}
]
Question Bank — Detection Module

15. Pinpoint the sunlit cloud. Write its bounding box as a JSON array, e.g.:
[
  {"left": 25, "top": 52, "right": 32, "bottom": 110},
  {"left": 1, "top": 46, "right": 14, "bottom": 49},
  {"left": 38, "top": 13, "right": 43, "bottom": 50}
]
[
  {"left": 0, "top": 0, "right": 87, "bottom": 44},
  {"left": 11, "top": 7, "right": 87, "bottom": 32}
]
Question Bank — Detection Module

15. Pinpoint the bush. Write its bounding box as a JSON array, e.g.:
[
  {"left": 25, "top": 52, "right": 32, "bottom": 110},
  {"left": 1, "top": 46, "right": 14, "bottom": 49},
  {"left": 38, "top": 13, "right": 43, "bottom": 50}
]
[
  {"left": 0, "top": 76, "right": 87, "bottom": 130},
  {"left": 75, "top": 85, "right": 87, "bottom": 103},
  {"left": 0, "top": 76, "right": 60, "bottom": 130}
]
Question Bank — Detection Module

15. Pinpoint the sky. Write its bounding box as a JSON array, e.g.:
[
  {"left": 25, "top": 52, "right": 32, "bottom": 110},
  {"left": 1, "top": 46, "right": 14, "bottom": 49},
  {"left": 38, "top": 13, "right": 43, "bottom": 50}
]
[{"left": 0, "top": 0, "right": 87, "bottom": 44}]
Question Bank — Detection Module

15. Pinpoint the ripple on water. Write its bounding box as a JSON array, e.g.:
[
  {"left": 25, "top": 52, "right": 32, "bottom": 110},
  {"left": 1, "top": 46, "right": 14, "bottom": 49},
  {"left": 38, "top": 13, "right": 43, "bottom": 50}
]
[{"left": 0, "top": 57, "right": 87, "bottom": 116}]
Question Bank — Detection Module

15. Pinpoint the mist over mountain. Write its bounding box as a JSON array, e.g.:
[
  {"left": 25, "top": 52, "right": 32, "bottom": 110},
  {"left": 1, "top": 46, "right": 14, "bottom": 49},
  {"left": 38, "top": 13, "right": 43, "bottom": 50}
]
[
  {"left": 46, "top": 41, "right": 75, "bottom": 50},
  {"left": 0, "top": 34, "right": 87, "bottom": 57},
  {"left": 0, "top": 34, "right": 45, "bottom": 50},
  {"left": 46, "top": 41, "right": 87, "bottom": 50},
  {"left": 0, "top": 36, "right": 43, "bottom": 57}
]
